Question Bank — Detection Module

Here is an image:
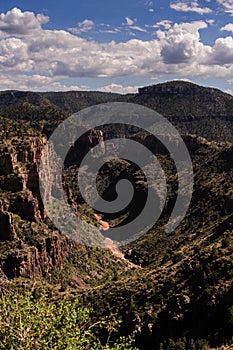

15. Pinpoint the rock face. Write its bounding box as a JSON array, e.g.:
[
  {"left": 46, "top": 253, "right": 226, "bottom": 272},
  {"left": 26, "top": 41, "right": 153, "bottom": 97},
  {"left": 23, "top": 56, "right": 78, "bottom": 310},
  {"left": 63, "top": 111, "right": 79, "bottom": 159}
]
[
  {"left": 0, "top": 119, "right": 110, "bottom": 280},
  {"left": 9, "top": 193, "right": 42, "bottom": 222},
  {"left": 1, "top": 235, "right": 75, "bottom": 279},
  {"left": 0, "top": 129, "right": 72, "bottom": 279},
  {"left": 0, "top": 136, "right": 46, "bottom": 222},
  {"left": 65, "top": 128, "right": 105, "bottom": 167},
  {"left": 0, "top": 211, "right": 16, "bottom": 241}
]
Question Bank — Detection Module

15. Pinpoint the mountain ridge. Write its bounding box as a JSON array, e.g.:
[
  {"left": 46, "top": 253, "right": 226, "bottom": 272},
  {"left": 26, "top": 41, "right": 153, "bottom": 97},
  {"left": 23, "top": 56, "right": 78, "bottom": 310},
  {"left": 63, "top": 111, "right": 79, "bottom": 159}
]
[{"left": 0, "top": 80, "right": 233, "bottom": 142}]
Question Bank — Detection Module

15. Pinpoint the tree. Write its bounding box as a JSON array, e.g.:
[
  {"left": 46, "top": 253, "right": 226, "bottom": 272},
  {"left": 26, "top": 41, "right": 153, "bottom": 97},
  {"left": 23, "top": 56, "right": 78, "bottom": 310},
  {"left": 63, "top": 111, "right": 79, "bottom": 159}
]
[{"left": 0, "top": 291, "right": 137, "bottom": 350}]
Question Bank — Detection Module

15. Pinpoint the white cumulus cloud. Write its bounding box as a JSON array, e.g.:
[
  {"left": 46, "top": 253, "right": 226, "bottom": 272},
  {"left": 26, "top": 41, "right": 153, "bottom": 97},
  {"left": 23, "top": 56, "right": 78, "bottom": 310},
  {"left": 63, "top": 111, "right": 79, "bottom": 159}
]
[
  {"left": 210, "top": 36, "right": 233, "bottom": 64},
  {"left": 98, "top": 83, "right": 142, "bottom": 94},
  {"left": 170, "top": 1, "right": 212, "bottom": 14},
  {"left": 0, "top": 7, "right": 48, "bottom": 36},
  {"left": 158, "top": 21, "right": 210, "bottom": 64},
  {"left": 225, "top": 88, "right": 233, "bottom": 94},
  {"left": 0, "top": 8, "right": 233, "bottom": 90}
]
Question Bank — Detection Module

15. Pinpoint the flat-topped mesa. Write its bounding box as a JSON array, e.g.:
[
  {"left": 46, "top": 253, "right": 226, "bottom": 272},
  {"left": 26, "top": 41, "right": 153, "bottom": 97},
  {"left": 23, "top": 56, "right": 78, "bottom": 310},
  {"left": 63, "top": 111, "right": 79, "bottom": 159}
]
[{"left": 138, "top": 80, "right": 216, "bottom": 96}]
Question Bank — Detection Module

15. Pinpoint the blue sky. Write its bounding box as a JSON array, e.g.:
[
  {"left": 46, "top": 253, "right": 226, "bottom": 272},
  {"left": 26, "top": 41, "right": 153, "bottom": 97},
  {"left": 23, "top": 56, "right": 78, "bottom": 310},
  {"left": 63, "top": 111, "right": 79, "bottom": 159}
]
[{"left": 0, "top": 0, "right": 233, "bottom": 94}]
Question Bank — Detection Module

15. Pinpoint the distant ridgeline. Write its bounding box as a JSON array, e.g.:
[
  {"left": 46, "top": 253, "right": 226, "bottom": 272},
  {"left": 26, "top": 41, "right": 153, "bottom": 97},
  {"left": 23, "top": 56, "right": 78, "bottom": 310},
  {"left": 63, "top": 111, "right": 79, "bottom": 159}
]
[{"left": 0, "top": 80, "right": 233, "bottom": 141}]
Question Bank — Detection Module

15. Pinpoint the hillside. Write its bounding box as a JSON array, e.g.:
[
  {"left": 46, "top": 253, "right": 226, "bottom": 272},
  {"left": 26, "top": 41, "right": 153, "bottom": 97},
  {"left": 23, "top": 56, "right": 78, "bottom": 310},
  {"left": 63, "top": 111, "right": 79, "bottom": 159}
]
[
  {"left": 0, "top": 90, "right": 123, "bottom": 136},
  {"left": 0, "top": 81, "right": 232, "bottom": 349},
  {"left": 138, "top": 80, "right": 233, "bottom": 119},
  {"left": 0, "top": 81, "right": 233, "bottom": 141},
  {"left": 132, "top": 81, "right": 233, "bottom": 142},
  {"left": 64, "top": 134, "right": 233, "bottom": 349}
]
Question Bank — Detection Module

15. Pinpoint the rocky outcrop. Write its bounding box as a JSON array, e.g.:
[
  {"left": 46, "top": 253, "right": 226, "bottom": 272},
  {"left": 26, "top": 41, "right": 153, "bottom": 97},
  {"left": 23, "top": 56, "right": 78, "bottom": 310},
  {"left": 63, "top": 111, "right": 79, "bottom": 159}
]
[
  {"left": 0, "top": 211, "right": 16, "bottom": 241},
  {"left": 1, "top": 235, "right": 76, "bottom": 279},
  {"left": 0, "top": 136, "right": 46, "bottom": 221},
  {"left": 94, "top": 213, "right": 110, "bottom": 231},
  {"left": 0, "top": 174, "right": 24, "bottom": 192},
  {"left": 0, "top": 126, "right": 87, "bottom": 279},
  {"left": 9, "top": 193, "right": 41, "bottom": 222},
  {"left": 65, "top": 128, "right": 105, "bottom": 167}
]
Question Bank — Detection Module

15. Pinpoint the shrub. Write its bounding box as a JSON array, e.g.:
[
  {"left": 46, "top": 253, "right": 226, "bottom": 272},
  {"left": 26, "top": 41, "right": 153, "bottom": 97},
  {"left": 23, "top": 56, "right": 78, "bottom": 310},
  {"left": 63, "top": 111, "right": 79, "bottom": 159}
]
[{"left": 0, "top": 291, "right": 138, "bottom": 350}]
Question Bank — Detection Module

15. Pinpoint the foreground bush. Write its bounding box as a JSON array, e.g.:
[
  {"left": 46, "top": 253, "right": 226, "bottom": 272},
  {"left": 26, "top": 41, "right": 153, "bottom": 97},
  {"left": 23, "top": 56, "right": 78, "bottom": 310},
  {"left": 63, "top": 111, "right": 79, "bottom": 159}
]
[{"left": 0, "top": 291, "right": 137, "bottom": 350}]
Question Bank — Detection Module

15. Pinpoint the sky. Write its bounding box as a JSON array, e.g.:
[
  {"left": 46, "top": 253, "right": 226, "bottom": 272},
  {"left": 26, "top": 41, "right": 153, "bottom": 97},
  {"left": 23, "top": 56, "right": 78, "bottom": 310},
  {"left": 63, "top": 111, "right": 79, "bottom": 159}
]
[{"left": 0, "top": 0, "right": 233, "bottom": 94}]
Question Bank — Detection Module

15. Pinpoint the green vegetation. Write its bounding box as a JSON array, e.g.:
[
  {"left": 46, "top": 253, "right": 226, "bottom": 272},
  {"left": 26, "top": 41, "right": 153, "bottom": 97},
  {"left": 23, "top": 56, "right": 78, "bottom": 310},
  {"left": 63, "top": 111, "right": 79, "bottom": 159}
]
[
  {"left": 0, "top": 81, "right": 232, "bottom": 349},
  {"left": 1, "top": 81, "right": 233, "bottom": 141},
  {"left": 0, "top": 290, "right": 137, "bottom": 350}
]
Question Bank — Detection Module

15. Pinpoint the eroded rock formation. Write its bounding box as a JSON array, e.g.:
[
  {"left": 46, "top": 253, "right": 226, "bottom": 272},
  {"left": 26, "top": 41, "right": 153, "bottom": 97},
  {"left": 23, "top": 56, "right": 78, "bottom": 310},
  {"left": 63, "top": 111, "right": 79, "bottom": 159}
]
[
  {"left": 0, "top": 211, "right": 16, "bottom": 241},
  {"left": 1, "top": 235, "right": 76, "bottom": 279},
  {"left": 0, "top": 125, "right": 109, "bottom": 279}
]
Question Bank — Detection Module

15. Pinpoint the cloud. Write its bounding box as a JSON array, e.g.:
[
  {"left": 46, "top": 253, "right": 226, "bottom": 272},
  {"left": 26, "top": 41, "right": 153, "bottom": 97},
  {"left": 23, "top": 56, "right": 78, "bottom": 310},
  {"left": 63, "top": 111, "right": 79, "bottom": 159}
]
[
  {"left": 97, "top": 83, "right": 141, "bottom": 94},
  {"left": 125, "top": 17, "right": 134, "bottom": 26},
  {"left": 0, "top": 73, "right": 141, "bottom": 94},
  {"left": 124, "top": 17, "right": 146, "bottom": 33},
  {"left": 146, "top": 0, "right": 154, "bottom": 11},
  {"left": 128, "top": 25, "right": 147, "bottom": 32},
  {"left": 158, "top": 21, "right": 209, "bottom": 64},
  {"left": 170, "top": 1, "right": 212, "bottom": 14},
  {"left": 1, "top": 8, "right": 233, "bottom": 90},
  {"left": 78, "top": 19, "right": 95, "bottom": 32},
  {"left": 174, "top": 78, "right": 193, "bottom": 82},
  {"left": 0, "top": 37, "right": 31, "bottom": 71},
  {"left": 210, "top": 36, "right": 233, "bottom": 64},
  {"left": 0, "top": 7, "right": 49, "bottom": 36},
  {"left": 217, "top": 0, "right": 233, "bottom": 15},
  {"left": 221, "top": 23, "right": 233, "bottom": 32},
  {"left": 0, "top": 73, "right": 85, "bottom": 91},
  {"left": 69, "top": 19, "right": 95, "bottom": 34},
  {"left": 100, "top": 28, "right": 121, "bottom": 34},
  {"left": 152, "top": 20, "right": 173, "bottom": 30},
  {"left": 206, "top": 19, "right": 215, "bottom": 25}
]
